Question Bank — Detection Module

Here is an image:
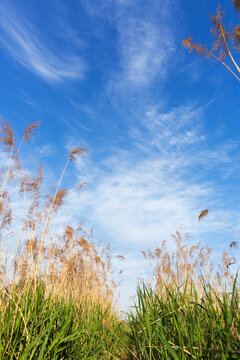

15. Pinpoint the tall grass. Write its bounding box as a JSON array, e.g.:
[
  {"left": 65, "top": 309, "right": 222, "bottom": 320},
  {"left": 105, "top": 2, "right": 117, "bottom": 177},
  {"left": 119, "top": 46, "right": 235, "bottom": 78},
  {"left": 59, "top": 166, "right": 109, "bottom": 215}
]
[
  {"left": 0, "top": 119, "right": 239, "bottom": 359},
  {"left": 128, "top": 233, "right": 240, "bottom": 359},
  {"left": 0, "top": 281, "right": 126, "bottom": 359},
  {"left": 0, "top": 120, "right": 116, "bottom": 307},
  {"left": 142, "top": 231, "right": 238, "bottom": 298},
  {"left": 128, "top": 278, "right": 240, "bottom": 359},
  {"left": 0, "top": 120, "right": 127, "bottom": 359}
]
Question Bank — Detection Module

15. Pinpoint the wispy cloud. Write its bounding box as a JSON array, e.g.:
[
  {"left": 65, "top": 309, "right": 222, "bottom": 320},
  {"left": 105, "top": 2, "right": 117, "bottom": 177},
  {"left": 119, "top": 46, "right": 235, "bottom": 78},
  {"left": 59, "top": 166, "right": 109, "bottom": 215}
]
[
  {"left": 115, "top": 19, "right": 174, "bottom": 88},
  {"left": 0, "top": 4, "right": 86, "bottom": 83},
  {"left": 4, "top": 100, "right": 238, "bottom": 310},
  {"left": 35, "top": 143, "right": 56, "bottom": 157},
  {"left": 76, "top": 161, "right": 212, "bottom": 246},
  {"left": 61, "top": 103, "right": 235, "bottom": 249},
  {"left": 139, "top": 104, "right": 206, "bottom": 152},
  {"left": 82, "top": 0, "right": 176, "bottom": 101},
  {"left": 106, "top": 0, "right": 176, "bottom": 100},
  {"left": 58, "top": 102, "right": 240, "bottom": 310}
]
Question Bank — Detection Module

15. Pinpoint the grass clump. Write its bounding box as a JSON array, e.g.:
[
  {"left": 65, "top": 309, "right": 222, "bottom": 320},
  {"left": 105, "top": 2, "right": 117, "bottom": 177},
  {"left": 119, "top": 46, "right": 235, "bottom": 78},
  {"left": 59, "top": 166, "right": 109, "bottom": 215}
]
[
  {"left": 0, "top": 281, "right": 124, "bottom": 359},
  {"left": 128, "top": 278, "right": 240, "bottom": 359},
  {"left": 128, "top": 232, "right": 240, "bottom": 359},
  {"left": 0, "top": 119, "right": 126, "bottom": 359},
  {"left": 0, "top": 119, "right": 240, "bottom": 359},
  {"left": 0, "top": 119, "right": 116, "bottom": 307}
]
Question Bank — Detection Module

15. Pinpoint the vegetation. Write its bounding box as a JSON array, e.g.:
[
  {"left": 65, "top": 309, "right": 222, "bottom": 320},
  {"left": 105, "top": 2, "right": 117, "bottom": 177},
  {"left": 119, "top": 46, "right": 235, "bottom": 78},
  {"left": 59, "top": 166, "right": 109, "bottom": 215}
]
[
  {"left": 183, "top": 0, "right": 240, "bottom": 82},
  {"left": 128, "top": 278, "right": 240, "bottom": 360},
  {"left": 0, "top": 120, "right": 239, "bottom": 359},
  {"left": 0, "top": 282, "right": 124, "bottom": 359},
  {"left": 128, "top": 232, "right": 240, "bottom": 359}
]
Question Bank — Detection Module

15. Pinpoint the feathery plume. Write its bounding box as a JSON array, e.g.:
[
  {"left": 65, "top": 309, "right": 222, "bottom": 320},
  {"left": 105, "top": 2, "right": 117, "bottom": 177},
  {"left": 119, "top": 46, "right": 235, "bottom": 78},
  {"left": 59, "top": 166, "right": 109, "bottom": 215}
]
[
  {"left": 233, "top": 0, "right": 240, "bottom": 13},
  {"left": 78, "top": 182, "right": 88, "bottom": 191},
  {"left": 69, "top": 147, "right": 87, "bottom": 162},
  {"left": 116, "top": 255, "right": 126, "bottom": 261},
  {"left": 198, "top": 209, "right": 209, "bottom": 221},
  {"left": 230, "top": 241, "right": 238, "bottom": 248},
  {"left": 0, "top": 120, "right": 14, "bottom": 151},
  {"left": 23, "top": 122, "right": 40, "bottom": 141}
]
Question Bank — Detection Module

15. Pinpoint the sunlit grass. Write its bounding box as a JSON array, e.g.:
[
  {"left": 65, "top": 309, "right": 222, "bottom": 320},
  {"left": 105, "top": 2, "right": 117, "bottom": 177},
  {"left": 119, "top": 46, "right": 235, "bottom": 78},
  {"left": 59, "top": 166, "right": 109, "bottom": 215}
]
[
  {"left": 0, "top": 281, "right": 125, "bottom": 359},
  {"left": 128, "top": 277, "right": 240, "bottom": 359},
  {"left": 0, "top": 120, "right": 116, "bottom": 308},
  {"left": 0, "top": 119, "right": 239, "bottom": 359}
]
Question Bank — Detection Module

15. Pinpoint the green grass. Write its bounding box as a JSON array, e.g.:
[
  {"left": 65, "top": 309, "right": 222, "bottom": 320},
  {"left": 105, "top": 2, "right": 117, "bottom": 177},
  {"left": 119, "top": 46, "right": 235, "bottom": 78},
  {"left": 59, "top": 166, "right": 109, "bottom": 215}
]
[
  {"left": 0, "top": 120, "right": 239, "bottom": 359},
  {"left": 1, "top": 278, "right": 240, "bottom": 359},
  {"left": 0, "top": 281, "right": 126, "bottom": 359},
  {"left": 127, "top": 277, "right": 240, "bottom": 360}
]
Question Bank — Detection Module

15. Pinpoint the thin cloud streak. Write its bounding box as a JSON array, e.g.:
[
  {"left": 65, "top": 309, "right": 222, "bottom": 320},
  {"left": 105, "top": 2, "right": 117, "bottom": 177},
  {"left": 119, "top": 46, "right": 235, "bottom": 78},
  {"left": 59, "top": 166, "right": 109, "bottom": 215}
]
[
  {"left": 108, "top": 0, "right": 176, "bottom": 102},
  {"left": 0, "top": 4, "right": 86, "bottom": 83},
  {"left": 82, "top": 0, "right": 175, "bottom": 99},
  {"left": 63, "top": 104, "right": 235, "bottom": 249},
  {"left": 115, "top": 18, "right": 174, "bottom": 87},
  {"left": 140, "top": 104, "right": 206, "bottom": 152},
  {"left": 4, "top": 102, "right": 238, "bottom": 311}
]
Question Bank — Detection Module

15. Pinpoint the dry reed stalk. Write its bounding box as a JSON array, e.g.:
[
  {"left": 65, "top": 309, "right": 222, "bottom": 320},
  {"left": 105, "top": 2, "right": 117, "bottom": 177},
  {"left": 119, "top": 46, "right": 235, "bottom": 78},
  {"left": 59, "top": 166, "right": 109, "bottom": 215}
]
[
  {"left": 143, "top": 230, "right": 239, "bottom": 304},
  {"left": 0, "top": 120, "right": 117, "bottom": 313}
]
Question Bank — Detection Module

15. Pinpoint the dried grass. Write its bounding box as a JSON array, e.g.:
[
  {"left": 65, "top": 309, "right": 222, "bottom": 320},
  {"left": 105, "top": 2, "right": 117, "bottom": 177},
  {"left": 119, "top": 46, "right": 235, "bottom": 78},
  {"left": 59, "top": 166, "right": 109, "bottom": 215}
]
[
  {"left": 0, "top": 120, "right": 116, "bottom": 315},
  {"left": 0, "top": 119, "right": 238, "bottom": 325},
  {"left": 143, "top": 229, "right": 239, "bottom": 302}
]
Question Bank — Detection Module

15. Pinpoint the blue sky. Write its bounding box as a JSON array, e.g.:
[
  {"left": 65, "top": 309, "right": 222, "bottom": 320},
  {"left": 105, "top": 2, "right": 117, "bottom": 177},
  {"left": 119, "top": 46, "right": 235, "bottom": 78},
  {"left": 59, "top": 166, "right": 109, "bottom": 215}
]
[{"left": 0, "top": 0, "right": 240, "bottom": 311}]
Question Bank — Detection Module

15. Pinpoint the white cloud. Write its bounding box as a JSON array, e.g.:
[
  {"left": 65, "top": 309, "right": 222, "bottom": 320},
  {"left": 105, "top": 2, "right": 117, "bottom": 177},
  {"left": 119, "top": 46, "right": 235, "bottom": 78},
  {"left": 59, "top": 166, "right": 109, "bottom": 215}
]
[
  {"left": 60, "top": 102, "right": 240, "bottom": 263},
  {"left": 140, "top": 104, "right": 206, "bottom": 152},
  {"left": 105, "top": 0, "right": 176, "bottom": 101},
  {"left": 0, "top": 4, "right": 86, "bottom": 83},
  {"left": 61, "top": 104, "right": 227, "bottom": 250},
  {"left": 2, "top": 102, "right": 238, "bottom": 310},
  {"left": 116, "top": 18, "right": 174, "bottom": 87},
  {"left": 81, "top": 0, "right": 176, "bottom": 97},
  {"left": 74, "top": 159, "right": 213, "bottom": 247},
  {"left": 35, "top": 143, "right": 56, "bottom": 157}
]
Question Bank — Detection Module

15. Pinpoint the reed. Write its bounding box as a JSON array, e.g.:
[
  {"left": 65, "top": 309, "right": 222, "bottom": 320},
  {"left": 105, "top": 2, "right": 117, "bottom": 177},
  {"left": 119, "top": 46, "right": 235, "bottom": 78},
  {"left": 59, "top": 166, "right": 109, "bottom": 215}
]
[
  {"left": 0, "top": 119, "right": 126, "bottom": 359},
  {"left": 128, "top": 277, "right": 240, "bottom": 359},
  {"left": 0, "top": 281, "right": 125, "bottom": 359},
  {"left": 0, "top": 119, "right": 239, "bottom": 359},
  {"left": 142, "top": 231, "right": 238, "bottom": 300},
  {"left": 128, "top": 232, "right": 240, "bottom": 359},
  {"left": 0, "top": 119, "right": 115, "bottom": 308}
]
